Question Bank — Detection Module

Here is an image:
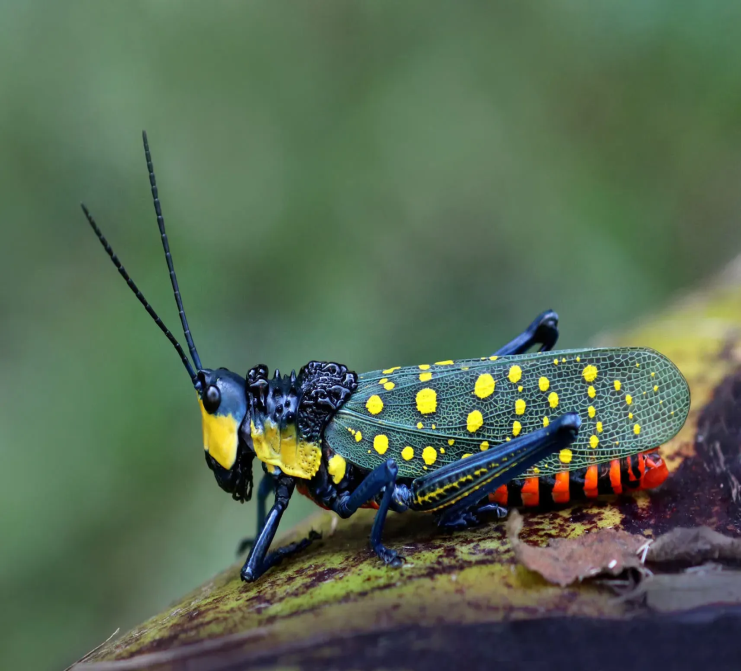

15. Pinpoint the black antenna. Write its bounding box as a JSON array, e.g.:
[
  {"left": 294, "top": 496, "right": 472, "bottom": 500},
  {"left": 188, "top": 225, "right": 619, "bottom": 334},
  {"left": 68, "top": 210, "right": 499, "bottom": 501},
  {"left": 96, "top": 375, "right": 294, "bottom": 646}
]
[
  {"left": 81, "top": 203, "right": 198, "bottom": 383},
  {"left": 142, "top": 131, "right": 203, "bottom": 372}
]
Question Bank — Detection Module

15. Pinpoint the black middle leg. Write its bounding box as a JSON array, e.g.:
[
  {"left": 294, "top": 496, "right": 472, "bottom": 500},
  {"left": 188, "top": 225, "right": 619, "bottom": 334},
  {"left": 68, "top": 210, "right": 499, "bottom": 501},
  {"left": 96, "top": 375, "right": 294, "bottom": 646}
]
[
  {"left": 494, "top": 309, "right": 559, "bottom": 356},
  {"left": 329, "top": 459, "right": 406, "bottom": 567}
]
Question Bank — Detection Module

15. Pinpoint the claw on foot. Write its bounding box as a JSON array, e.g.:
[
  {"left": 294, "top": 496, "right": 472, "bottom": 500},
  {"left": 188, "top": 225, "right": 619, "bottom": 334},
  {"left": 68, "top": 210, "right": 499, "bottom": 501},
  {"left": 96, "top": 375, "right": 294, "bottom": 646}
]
[{"left": 377, "top": 547, "right": 405, "bottom": 567}]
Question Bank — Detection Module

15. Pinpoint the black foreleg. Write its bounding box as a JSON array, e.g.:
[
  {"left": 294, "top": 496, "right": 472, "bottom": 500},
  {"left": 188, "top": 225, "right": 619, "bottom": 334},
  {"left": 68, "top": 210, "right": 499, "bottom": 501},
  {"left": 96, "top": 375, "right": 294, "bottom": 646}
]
[
  {"left": 494, "top": 309, "right": 559, "bottom": 356},
  {"left": 240, "top": 475, "right": 319, "bottom": 582},
  {"left": 236, "top": 474, "right": 274, "bottom": 556},
  {"left": 330, "top": 459, "right": 405, "bottom": 567}
]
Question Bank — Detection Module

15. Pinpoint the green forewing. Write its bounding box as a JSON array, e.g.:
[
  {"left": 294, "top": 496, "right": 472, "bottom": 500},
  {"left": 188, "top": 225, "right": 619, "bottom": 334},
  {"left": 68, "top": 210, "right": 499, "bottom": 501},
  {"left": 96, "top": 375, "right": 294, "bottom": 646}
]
[{"left": 324, "top": 348, "right": 690, "bottom": 479}]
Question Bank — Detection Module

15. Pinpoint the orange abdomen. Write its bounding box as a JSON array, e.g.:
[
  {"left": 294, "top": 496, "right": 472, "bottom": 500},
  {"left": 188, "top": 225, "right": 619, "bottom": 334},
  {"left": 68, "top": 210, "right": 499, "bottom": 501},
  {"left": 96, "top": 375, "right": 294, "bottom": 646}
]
[{"left": 489, "top": 449, "right": 668, "bottom": 508}]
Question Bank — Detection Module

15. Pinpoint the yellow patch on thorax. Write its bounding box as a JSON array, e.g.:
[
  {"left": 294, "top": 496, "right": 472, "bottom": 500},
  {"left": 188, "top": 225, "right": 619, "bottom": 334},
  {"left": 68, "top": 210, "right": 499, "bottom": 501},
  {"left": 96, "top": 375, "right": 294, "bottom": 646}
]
[
  {"left": 199, "top": 399, "right": 239, "bottom": 470},
  {"left": 328, "top": 454, "right": 347, "bottom": 484},
  {"left": 250, "top": 418, "right": 322, "bottom": 480}
]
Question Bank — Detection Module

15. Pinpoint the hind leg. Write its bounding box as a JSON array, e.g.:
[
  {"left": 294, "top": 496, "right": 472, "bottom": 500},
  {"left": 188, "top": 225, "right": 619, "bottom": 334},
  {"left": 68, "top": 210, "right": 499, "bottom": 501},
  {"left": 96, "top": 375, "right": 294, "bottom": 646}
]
[
  {"left": 436, "top": 500, "right": 508, "bottom": 531},
  {"left": 495, "top": 309, "right": 559, "bottom": 356}
]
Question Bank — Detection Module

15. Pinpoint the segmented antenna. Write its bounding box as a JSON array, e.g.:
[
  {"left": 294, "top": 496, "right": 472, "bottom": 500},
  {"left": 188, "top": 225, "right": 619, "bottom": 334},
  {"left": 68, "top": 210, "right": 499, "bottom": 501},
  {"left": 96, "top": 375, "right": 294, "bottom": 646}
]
[
  {"left": 142, "top": 131, "right": 203, "bottom": 372},
  {"left": 81, "top": 203, "right": 198, "bottom": 383}
]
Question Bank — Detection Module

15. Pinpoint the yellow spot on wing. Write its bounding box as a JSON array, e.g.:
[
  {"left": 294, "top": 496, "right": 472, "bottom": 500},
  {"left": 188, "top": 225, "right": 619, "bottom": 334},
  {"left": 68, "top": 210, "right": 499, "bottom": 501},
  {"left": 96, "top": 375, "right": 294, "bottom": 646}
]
[
  {"left": 653, "top": 385, "right": 659, "bottom": 392},
  {"left": 355, "top": 431, "right": 362, "bottom": 442},
  {"left": 589, "top": 435, "right": 599, "bottom": 449},
  {"left": 416, "top": 388, "right": 437, "bottom": 414},
  {"left": 383, "top": 381, "right": 395, "bottom": 390},
  {"left": 474, "top": 373, "right": 496, "bottom": 399},
  {"left": 382, "top": 367, "right": 400, "bottom": 374},
  {"left": 401, "top": 446, "right": 414, "bottom": 461},
  {"left": 559, "top": 448, "right": 573, "bottom": 464},
  {"left": 328, "top": 454, "right": 347, "bottom": 484},
  {"left": 366, "top": 395, "right": 383, "bottom": 415},
  {"left": 582, "top": 365, "right": 598, "bottom": 383},
  {"left": 588, "top": 386, "right": 596, "bottom": 399},
  {"left": 539, "top": 376, "right": 550, "bottom": 392},
  {"left": 614, "top": 380, "right": 622, "bottom": 391},
  {"left": 373, "top": 434, "right": 389, "bottom": 455},
  {"left": 467, "top": 410, "right": 483, "bottom": 433},
  {"left": 553, "top": 358, "right": 559, "bottom": 365},
  {"left": 419, "top": 372, "right": 432, "bottom": 382},
  {"left": 515, "top": 399, "right": 526, "bottom": 415},
  {"left": 489, "top": 356, "right": 498, "bottom": 361},
  {"left": 543, "top": 416, "right": 549, "bottom": 427},
  {"left": 379, "top": 378, "right": 388, "bottom": 384},
  {"left": 512, "top": 421, "right": 522, "bottom": 437},
  {"left": 508, "top": 365, "right": 522, "bottom": 384},
  {"left": 629, "top": 412, "right": 633, "bottom": 419},
  {"left": 422, "top": 446, "right": 437, "bottom": 465},
  {"left": 435, "top": 360, "right": 454, "bottom": 366},
  {"left": 518, "top": 385, "right": 523, "bottom": 392},
  {"left": 462, "top": 453, "right": 473, "bottom": 459},
  {"left": 596, "top": 421, "right": 603, "bottom": 433},
  {"left": 448, "top": 439, "right": 454, "bottom": 446},
  {"left": 548, "top": 392, "right": 559, "bottom": 408},
  {"left": 626, "top": 394, "right": 633, "bottom": 405},
  {"left": 634, "top": 423, "right": 641, "bottom": 435},
  {"left": 480, "top": 441, "right": 489, "bottom": 450},
  {"left": 588, "top": 405, "right": 596, "bottom": 418},
  {"left": 419, "top": 364, "right": 430, "bottom": 370}
]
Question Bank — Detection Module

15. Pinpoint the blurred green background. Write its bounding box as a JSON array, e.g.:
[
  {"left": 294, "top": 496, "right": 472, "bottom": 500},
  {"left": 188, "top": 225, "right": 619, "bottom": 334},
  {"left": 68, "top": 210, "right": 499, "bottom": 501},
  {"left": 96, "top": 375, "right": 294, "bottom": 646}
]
[{"left": 2, "top": 3, "right": 741, "bottom": 669}]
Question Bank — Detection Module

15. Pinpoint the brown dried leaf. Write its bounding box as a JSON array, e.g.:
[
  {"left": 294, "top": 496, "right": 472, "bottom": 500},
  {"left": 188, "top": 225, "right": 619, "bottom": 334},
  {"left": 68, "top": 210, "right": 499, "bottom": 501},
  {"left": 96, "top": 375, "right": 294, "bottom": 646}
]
[
  {"left": 623, "top": 566, "right": 741, "bottom": 612},
  {"left": 646, "top": 526, "right": 741, "bottom": 564},
  {"left": 507, "top": 510, "right": 645, "bottom": 586}
]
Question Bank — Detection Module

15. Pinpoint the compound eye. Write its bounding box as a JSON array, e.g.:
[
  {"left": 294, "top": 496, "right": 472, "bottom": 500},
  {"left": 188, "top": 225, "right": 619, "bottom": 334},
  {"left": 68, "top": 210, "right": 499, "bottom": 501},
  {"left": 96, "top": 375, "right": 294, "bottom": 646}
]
[{"left": 203, "top": 384, "right": 221, "bottom": 414}]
